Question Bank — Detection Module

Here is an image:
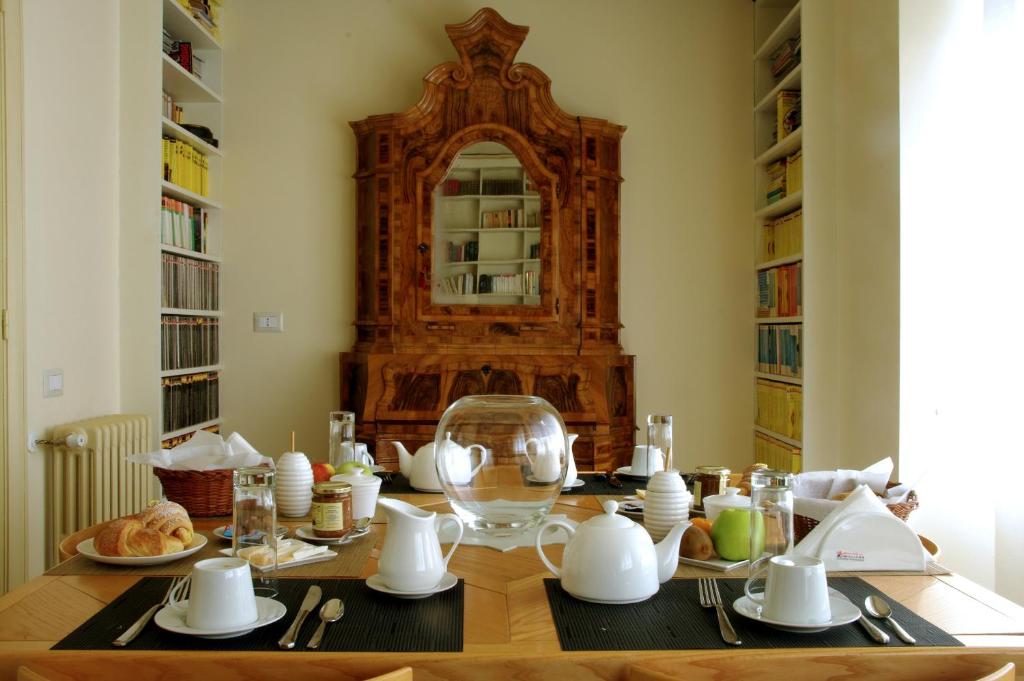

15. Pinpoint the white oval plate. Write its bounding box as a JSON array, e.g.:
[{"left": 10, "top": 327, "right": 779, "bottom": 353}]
[
  {"left": 294, "top": 524, "right": 370, "bottom": 545},
  {"left": 154, "top": 596, "right": 287, "bottom": 638},
  {"left": 562, "top": 479, "right": 586, "bottom": 490},
  {"left": 365, "top": 571, "right": 457, "bottom": 599},
  {"left": 77, "top": 534, "right": 208, "bottom": 566},
  {"left": 615, "top": 466, "right": 655, "bottom": 479},
  {"left": 732, "top": 592, "right": 861, "bottom": 633}
]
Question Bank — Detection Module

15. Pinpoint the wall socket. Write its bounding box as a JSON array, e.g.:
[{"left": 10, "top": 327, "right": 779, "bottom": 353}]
[
  {"left": 254, "top": 312, "right": 284, "bottom": 333},
  {"left": 43, "top": 368, "right": 63, "bottom": 398}
]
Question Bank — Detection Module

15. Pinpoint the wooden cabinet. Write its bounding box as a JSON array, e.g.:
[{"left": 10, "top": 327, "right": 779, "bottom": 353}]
[{"left": 340, "top": 8, "right": 634, "bottom": 472}]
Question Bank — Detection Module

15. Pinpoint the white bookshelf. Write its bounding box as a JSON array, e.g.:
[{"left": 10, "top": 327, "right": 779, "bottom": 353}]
[
  {"left": 160, "top": 1, "right": 224, "bottom": 443},
  {"left": 753, "top": 0, "right": 804, "bottom": 473},
  {"left": 432, "top": 144, "right": 543, "bottom": 303}
]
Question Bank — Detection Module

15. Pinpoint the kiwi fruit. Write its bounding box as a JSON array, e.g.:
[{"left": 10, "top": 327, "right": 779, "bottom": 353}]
[{"left": 680, "top": 525, "right": 715, "bottom": 561}]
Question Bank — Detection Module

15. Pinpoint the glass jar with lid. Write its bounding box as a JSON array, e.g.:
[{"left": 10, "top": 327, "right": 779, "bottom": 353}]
[{"left": 692, "top": 466, "right": 730, "bottom": 510}]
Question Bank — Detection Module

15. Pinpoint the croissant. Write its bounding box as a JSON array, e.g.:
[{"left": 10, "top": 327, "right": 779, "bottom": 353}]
[
  {"left": 94, "top": 517, "right": 185, "bottom": 557},
  {"left": 136, "top": 501, "right": 194, "bottom": 545}
]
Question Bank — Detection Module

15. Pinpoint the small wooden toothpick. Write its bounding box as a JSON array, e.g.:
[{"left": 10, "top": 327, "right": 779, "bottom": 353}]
[{"left": 291, "top": 431, "right": 296, "bottom": 453}]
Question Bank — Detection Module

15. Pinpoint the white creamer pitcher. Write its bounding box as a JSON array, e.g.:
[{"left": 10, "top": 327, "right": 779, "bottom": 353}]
[{"left": 377, "top": 497, "right": 464, "bottom": 592}]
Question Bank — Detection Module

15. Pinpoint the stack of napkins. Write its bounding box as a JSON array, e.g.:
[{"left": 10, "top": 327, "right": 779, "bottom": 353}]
[{"left": 128, "top": 430, "right": 274, "bottom": 471}]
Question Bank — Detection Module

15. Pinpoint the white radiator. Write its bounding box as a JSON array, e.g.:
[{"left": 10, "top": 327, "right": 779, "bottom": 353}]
[{"left": 47, "top": 414, "right": 155, "bottom": 565}]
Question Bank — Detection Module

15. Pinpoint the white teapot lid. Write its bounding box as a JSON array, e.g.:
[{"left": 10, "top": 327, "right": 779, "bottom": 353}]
[{"left": 585, "top": 500, "right": 634, "bottom": 529}]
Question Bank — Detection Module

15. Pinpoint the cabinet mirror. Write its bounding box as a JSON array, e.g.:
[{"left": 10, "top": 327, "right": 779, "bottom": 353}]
[{"left": 432, "top": 142, "right": 542, "bottom": 306}]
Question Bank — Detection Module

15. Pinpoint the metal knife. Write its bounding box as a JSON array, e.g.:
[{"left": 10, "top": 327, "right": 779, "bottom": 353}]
[
  {"left": 857, "top": 611, "right": 891, "bottom": 644},
  {"left": 278, "top": 585, "right": 322, "bottom": 649}
]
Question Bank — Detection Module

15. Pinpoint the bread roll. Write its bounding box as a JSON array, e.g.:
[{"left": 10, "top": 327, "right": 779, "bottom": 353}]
[
  {"left": 94, "top": 517, "right": 185, "bottom": 556},
  {"left": 136, "top": 501, "right": 194, "bottom": 544}
]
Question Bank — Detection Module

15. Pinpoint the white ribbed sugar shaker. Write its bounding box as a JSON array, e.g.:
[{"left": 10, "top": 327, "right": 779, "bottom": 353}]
[
  {"left": 643, "top": 470, "right": 691, "bottom": 542},
  {"left": 276, "top": 450, "right": 314, "bottom": 517}
]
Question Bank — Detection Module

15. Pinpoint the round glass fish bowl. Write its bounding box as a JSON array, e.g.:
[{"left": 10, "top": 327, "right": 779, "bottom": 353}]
[{"left": 435, "top": 395, "right": 567, "bottom": 536}]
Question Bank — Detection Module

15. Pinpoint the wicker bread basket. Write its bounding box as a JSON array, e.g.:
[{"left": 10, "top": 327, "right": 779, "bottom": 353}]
[
  {"left": 153, "top": 467, "right": 234, "bottom": 517},
  {"left": 794, "top": 481, "right": 919, "bottom": 543}
]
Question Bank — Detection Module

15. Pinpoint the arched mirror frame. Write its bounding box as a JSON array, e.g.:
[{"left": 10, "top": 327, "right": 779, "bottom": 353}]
[{"left": 416, "top": 124, "right": 561, "bottom": 321}]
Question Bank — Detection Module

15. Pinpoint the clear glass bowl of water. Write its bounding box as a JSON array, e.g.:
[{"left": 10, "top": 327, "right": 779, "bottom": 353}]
[{"left": 435, "top": 395, "right": 567, "bottom": 536}]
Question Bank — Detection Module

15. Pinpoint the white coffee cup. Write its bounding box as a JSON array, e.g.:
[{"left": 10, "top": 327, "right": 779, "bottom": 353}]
[
  {"left": 744, "top": 554, "right": 831, "bottom": 625},
  {"left": 331, "top": 468, "right": 382, "bottom": 524},
  {"left": 171, "top": 557, "right": 259, "bottom": 631},
  {"left": 339, "top": 441, "right": 375, "bottom": 467},
  {"left": 630, "top": 444, "right": 665, "bottom": 477},
  {"left": 525, "top": 437, "right": 563, "bottom": 483}
]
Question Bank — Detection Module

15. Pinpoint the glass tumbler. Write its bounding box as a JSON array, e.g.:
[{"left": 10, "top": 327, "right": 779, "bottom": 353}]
[
  {"left": 647, "top": 415, "right": 673, "bottom": 472},
  {"left": 232, "top": 466, "right": 278, "bottom": 598},
  {"left": 749, "top": 468, "right": 795, "bottom": 574},
  {"left": 328, "top": 411, "right": 356, "bottom": 469}
]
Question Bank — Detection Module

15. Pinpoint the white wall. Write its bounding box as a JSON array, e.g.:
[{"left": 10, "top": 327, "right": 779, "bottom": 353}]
[
  {"left": 21, "top": 0, "right": 121, "bottom": 577},
  {"left": 221, "top": 0, "right": 754, "bottom": 470},
  {"left": 900, "top": 0, "right": 1024, "bottom": 601}
]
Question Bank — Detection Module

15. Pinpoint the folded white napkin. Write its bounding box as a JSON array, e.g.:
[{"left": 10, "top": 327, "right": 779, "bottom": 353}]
[
  {"left": 128, "top": 430, "right": 274, "bottom": 471},
  {"left": 825, "top": 457, "right": 893, "bottom": 498},
  {"left": 793, "top": 484, "right": 891, "bottom": 558}
]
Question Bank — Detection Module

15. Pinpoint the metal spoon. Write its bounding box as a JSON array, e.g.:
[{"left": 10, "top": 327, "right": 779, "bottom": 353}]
[
  {"left": 865, "top": 595, "right": 916, "bottom": 644},
  {"left": 306, "top": 598, "right": 344, "bottom": 649}
]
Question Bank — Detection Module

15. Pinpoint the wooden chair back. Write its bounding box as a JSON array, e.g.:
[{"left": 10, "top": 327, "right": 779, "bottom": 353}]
[
  {"left": 977, "top": 663, "right": 1016, "bottom": 681},
  {"left": 364, "top": 668, "right": 413, "bottom": 681}
]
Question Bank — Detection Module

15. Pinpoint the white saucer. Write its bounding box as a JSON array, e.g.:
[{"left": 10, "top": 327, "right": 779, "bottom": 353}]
[
  {"left": 365, "top": 571, "right": 458, "bottom": 599},
  {"left": 77, "top": 534, "right": 208, "bottom": 566},
  {"left": 154, "top": 596, "right": 287, "bottom": 639},
  {"left": 410, "top": 484, "right": 444, "bottom": 493},
  {"left": 526, "top": 474, "right": 562, "bottom": 484},
  {"left": 616, "top": 465, "right": 658, "bottom": 479},
  {"left": 562, "top": 479, "right": 585, "bottom": 490},
  {"left": 731, "top": 592, "right": 861, "bottom": 633},
  {"left": 212, "top": 525, "right": 288, "bottom": 542},
  {"left": 618, "top": 501, "right": 645, "bottom": 518},
  {"left": 294, "top": 524, "right": 370, "bottom": 545}
]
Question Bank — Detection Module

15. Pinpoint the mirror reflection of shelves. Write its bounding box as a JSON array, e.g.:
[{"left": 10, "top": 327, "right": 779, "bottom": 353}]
[{"left": 433, "top": 143, "right": 542, "bottom": 305}]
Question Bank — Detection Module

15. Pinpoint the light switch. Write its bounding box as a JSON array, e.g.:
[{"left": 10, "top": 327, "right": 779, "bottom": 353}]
[
  {"left": 43, "top": 369, "right": 63, "bottom": 398},
  {"left": 254, "top": 312, "right": 284, "bottom": 333}
]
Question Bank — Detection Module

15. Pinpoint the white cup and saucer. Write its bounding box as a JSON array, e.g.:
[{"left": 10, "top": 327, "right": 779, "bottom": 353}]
[
  {"left": 731, "top": 555, "right": 860, "bottom": 633},
  {"left": 615, "top": 445, "right": 665, "bottom": 479},
  {"left": 153, "top": 557, "right": 287, "bottom": 638}
]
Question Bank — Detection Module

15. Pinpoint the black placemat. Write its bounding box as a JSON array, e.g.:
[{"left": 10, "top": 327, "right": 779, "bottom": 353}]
[
  {"left": 377, "top": 472, "right": 433, "bottom": 494},
  {"left": 54, "top": 577, "right": 463, "bottom": 652},
  {"left": 545, "top": 577, "right": 962, "bottom": 651}
]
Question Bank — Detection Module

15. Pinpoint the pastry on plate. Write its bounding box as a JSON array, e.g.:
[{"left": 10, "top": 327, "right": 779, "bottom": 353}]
[
  {"left": 94, "top": 517, "right": 185, "bottom": 557},
  {"left": 136, "top": 500, "right": 194, "bottom": 544}
]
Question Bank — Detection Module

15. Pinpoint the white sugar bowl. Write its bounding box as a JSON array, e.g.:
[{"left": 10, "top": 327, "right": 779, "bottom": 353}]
[
  {"left": 643, "top": 470, "right": 692, "bottom": 542},
  {"left": 275, "top": 451, "right": 314, "bottom": 517},
  {"left": 702, "top": 486, "right": 751, "bottom": 522}
]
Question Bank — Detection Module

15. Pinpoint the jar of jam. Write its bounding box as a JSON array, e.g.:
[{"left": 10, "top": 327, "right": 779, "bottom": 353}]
[
  {"left": 693, "top": 466, "right": 730, "bottom": 510},
  {"left": 311, "top": 481, "right": 352, "bottom": 538}
]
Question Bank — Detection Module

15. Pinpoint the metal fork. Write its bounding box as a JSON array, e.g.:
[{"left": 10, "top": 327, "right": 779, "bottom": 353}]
[
  {"left": 112, "top": 575, "right": 189, "bottom": 647},
  {"left": 698, "top": 578, "right": 742, "bottom": 646}
]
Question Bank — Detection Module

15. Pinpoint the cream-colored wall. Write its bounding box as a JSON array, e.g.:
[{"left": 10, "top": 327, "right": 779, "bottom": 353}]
[
  {"left": 21, "top": 0, "right": 121, "bottom": 577},
  {"left": 222, "top": 0, "right": 754, "bottom": 470},
  {"left": 834, "top": 0, "right": 900, "bottom": 472}
]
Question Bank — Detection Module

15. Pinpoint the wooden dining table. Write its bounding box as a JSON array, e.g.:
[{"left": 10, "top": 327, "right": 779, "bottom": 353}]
[{"left": 1, "top": 490, "right": 1023, "bottom": 681}]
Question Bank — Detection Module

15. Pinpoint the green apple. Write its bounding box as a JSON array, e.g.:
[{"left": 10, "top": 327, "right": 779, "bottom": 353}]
[
  {"left": 335, "top": 461, "right": 373, "bottom": 476},
  {"left": 710, "top": 508, "right": 764, "bottom": 561}
]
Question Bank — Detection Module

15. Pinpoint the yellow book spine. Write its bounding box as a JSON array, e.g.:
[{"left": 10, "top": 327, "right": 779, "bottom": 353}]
[{"left": 161, "top": 139, "right": 169, "bottom": 182}]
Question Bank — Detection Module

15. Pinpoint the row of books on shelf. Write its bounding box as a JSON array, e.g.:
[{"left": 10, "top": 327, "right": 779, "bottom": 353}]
[
  {"left": 765, "top": 148, "right": 802, "bottom": 205},
  {"left": 162, "top": 91, "right": 184, "bottom": 125},
  {"left": 178, "top": 0, "right": 221, "bottom": 39},
  {"left": 482, "top": 208, "right": 538, "bottom": 229},
  {"left": 440, "top": 272, "right": 476, "bottom": 295},
  {"left": 758, "top": 324, "right": 802, "bottom": 378},
  {"left": 441, "top": 177, "right": 537, "bottom": 196},
  {"left": 162, "top": 371, "right": 219, "bottom": 433},
  {"left": 761, "top": 208, "right": 802, "bottom": 262},
  {"left": 161, "top": 315, "right": 219, "bottom": 371},
  {"left": 480, "top": 271, "right": 539, "bottom": 295},
  {"left": 162, "top": 423, "right": 219, "bottom": 449},
  {"left": 161, "top": 196, "right": 209, "bottom": 254},
  {"left": 770, "top": 36, "right": 801, "bottom": 82},
  {"left": 162, "top": 254, "right": 219, "bottom": 310},
  {"left": 163, "top": 138, "right": 210, "bottom": 197},
  {"left": 446, "top": 240, "right": 479, "bottom": 263},
  {"left": 528, "top": 243, "right": 540, "bottom": 259},
  {"left": 757, "top": 262, "right": 802, "bottom": 318},
  {"left": 756, "top": 378, "right": 803, "bottom": 441},
  {"left": 776, "top": 90, "right": 801, "bottom": 145},
  {"left": 754, "top": 431, "right": 802, "bottom": 474},
  {"left": 163, "top": 31, "right": 205, "bottom": 80}
]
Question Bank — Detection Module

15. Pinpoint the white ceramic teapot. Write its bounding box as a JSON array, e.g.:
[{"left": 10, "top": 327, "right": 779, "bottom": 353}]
[
  {"left": 535, "top": 500, "right": 690, "bottom": 603},
  {"left": 393, "top": 432, "right": 487, "bottom": 492}
]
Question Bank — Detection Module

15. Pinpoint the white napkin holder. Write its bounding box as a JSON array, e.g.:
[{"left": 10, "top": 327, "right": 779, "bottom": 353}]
[{"left": 814, "top": 511, "right": 926, "bottom": 572}]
